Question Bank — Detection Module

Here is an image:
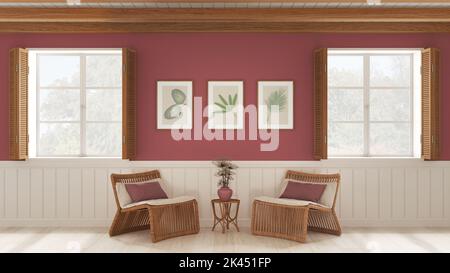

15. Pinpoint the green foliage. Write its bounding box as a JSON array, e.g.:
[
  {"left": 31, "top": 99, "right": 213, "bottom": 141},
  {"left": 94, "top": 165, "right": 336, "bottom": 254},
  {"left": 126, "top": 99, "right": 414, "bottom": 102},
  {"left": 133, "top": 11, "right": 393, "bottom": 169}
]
[
  {"left": 265, "top": 90, "right": 287, "bottom": 124},
  {"left": 164, "top": 89, "right": 187, "bottom": 120},
  {"left": 213, "top": 160, "right": 238, "bottom": 187},
  {"left": 164, "top": 104, "right": 183, "bottom": 120},
  {"left": 232, "top": 93, "right": 238, "bottom": 105},
  {"left": 214, "top": 92, "right": 238, "bottom": 113},
  {"left": 171, "top": 89, "right": 186, "bottom": 105},
  {"left": 266, "top": 90, "right": 287, "bottom": 113},
  {"left": 218, "top": 94, "right": 228, "bottom": 107},
  {"left": 214, "top": 102, "right": 227, "bottom": 110}
]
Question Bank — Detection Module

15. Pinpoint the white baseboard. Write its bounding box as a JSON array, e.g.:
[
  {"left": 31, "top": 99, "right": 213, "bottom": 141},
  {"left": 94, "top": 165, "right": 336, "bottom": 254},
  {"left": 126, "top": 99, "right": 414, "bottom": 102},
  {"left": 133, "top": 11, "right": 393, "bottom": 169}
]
[
  {"left": 0, "top": 219, "right": 112, "bottom": 228},
  {"left": 340, "top": 219, "right": 450, "bottom": 227}
]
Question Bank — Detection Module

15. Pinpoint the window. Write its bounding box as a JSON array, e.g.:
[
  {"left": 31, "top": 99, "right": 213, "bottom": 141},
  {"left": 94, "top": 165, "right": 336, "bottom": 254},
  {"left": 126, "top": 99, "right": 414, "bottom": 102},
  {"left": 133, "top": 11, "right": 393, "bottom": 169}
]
[
  {"left": 327, "top": 49, "right": 421, "bottom": 157},
  {"left": 28, "top": 49, "right": 123, "bottom": 157}
]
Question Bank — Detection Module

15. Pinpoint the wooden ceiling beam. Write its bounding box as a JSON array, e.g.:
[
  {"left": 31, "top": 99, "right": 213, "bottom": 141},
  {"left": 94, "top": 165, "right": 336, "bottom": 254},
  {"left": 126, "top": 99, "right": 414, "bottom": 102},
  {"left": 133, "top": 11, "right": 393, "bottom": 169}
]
[
  {"left": 0, "top": 7, "right": 449, "bottom": 32},
  {"left": 0, "top": 8, "right": 449, "bottom": 23}
]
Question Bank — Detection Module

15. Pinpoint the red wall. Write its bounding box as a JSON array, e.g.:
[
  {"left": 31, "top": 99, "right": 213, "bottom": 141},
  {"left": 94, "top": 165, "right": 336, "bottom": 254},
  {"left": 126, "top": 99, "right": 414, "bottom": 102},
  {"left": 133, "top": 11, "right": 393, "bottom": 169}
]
[{"left": 0, "top": 33, "right": 448, "bottom": 160}]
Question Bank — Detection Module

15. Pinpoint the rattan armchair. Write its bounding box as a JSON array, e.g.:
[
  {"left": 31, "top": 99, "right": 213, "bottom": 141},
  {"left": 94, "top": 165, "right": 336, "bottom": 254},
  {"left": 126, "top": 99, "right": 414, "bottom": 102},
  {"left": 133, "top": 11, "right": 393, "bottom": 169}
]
[
  {"left": 109, "top": 170, "right": 200, "bottom": 243},
  {"left": 251, "top": 170, "right": 341, "bottom": 243}
]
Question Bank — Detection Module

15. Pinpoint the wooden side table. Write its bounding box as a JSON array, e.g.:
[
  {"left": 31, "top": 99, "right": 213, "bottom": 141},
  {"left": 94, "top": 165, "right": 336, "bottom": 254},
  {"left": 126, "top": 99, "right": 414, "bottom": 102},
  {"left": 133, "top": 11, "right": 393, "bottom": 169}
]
[{"left": 211, "top": 199, "right": 240, "bottom": 233}]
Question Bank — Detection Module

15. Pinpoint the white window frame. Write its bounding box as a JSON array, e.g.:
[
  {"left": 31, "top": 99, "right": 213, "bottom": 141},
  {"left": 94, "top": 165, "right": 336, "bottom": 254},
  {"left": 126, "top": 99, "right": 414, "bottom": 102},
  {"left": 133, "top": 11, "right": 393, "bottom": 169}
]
[
  {"left": 328, "top": 49, "right": 422, "bottom": 158},
  {"left": 29, "top": 49, "right": 123, "bottom": 158}
]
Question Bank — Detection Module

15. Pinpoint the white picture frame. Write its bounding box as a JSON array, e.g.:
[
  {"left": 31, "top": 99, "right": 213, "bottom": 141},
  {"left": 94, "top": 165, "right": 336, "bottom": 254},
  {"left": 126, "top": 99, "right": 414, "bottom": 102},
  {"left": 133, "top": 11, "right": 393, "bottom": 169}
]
[
  {"left": 157, "top": 81, "right": 193, "bottom": 129},
  {"left": 208, "top": 81, "right": 244, "bottom": 129},
  {"left": 258, "top": 81, "right": 294, "bottom": 129}
]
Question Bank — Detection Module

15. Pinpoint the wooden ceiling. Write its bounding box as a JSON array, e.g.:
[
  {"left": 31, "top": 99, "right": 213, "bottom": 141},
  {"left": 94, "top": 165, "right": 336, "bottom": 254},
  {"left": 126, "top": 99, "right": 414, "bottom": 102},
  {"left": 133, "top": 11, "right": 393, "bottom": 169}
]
[
  {"left": 0, "top": 1, "right": 449, "bottom": 32},
  {"left": 0, "top": 1, "right": 449, "bottom": 8}
]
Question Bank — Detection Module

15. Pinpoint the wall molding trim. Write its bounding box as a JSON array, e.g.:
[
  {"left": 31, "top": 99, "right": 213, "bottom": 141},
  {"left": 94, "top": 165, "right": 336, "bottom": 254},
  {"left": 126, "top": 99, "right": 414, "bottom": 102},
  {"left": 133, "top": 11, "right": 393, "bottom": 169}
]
[
  {"left": 5, "top": 158, "right": 450, "bottom": 168},
  {"left": 0, "top": 159, "right": 449, "bottom": 228}
]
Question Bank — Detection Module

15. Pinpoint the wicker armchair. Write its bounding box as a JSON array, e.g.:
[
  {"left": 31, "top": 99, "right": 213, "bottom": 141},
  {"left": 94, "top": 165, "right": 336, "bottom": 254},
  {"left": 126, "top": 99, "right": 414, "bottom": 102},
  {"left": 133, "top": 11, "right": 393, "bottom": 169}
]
[
  {"left": 251, "top": 170, "right": 341, "bottom": 243},
  {"left": 109, "top": 170, "right": 200, "bottom": 243}
]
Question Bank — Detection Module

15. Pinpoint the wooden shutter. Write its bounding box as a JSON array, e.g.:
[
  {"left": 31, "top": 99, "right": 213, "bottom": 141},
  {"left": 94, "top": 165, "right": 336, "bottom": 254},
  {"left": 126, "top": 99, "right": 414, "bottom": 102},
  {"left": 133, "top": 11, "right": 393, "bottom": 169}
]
[
  {"left": 314, "top": 48, "right": 328, "bottom": 160},
  {"left": 122, "top": 48, "right": 136, "bottom": 160},
  {"left": 421, "top": 48, "right": 440, "bottom": 160},
  {"left": 9, "top": 48, "right": 28, "bottom": 161}
]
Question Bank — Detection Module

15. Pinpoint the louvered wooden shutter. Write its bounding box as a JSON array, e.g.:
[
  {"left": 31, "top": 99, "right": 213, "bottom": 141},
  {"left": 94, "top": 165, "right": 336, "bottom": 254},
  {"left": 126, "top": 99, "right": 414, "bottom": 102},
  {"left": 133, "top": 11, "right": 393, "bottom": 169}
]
[
  {"left": 9, "top": 48, "right": 28, "bottom": 161},
  {"left": 314, "top": 48, "right": 328, "bottom": 160},
  {"left": 122, "top": 48, "right": 136, "bottom": 160},
  {"left": 421, "top": 48, "right": 440, "bottom": 160}
]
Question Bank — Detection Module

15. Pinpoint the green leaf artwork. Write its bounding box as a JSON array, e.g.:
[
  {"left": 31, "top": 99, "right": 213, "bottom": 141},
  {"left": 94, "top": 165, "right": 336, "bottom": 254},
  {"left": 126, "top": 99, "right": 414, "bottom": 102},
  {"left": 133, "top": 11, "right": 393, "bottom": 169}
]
[
  {"left": 171, "top": 89, "right": 186, "bottom": 104},
  {"left": 266, "top": 90, "right": 287, "bottom": 124},
  {"left": 164, "top": 88, "right": 187, "bottom": 120},
  {"left": 214, "top": 93, "right": 238, "bottom": 114}
]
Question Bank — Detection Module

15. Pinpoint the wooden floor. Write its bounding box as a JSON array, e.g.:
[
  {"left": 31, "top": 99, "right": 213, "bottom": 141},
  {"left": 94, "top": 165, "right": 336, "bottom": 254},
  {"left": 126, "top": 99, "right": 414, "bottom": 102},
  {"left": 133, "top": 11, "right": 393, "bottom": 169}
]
[{"left": 0, "top": 227, "right": 449, "bottom": 253}]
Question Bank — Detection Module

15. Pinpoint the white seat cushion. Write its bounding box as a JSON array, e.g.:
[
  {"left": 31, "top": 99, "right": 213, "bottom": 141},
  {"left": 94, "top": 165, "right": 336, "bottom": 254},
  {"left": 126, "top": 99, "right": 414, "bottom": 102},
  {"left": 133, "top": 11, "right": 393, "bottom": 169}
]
[
  {"left": 123, "top": 196, "right": 196, "bottom": 209},
  {"left": 254, "top": 196, "right": 329, "bottom": 208}
]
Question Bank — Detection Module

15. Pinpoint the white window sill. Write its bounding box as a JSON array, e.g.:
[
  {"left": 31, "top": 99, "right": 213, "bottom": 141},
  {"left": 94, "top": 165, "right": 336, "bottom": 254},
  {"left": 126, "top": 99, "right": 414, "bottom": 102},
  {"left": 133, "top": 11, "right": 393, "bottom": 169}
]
[
  {"left": 20, "top": 157, "right": 131, "bottom": 168},
  {"left": 29, "top": 157, "right": 122, "bottom": 159},
  {"left": 325, "top": 157, "right": 423, "bottom": 163},
  {"left": 328, "top": 157, "right": 421, "bottom": 160},
  {"left": 321, "top": 157, "right": 448, "bottom": 168},
  {"left": 1, "top": 159, "right": 447, "bottom": 169}
]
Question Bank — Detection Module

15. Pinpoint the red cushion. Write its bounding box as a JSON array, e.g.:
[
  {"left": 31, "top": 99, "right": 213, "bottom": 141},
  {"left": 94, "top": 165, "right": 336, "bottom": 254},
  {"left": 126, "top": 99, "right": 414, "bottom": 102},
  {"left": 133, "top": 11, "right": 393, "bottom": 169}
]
[
  {"left": 279, "top": 181, "right": 326, "bottom": 203},
  {"left": 125, "top": 182, "right": 168, "bottom": 203}
]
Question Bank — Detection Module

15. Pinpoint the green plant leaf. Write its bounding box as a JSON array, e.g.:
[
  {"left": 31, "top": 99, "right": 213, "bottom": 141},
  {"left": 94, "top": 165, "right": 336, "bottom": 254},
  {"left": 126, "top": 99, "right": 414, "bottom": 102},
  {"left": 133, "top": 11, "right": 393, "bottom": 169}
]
[
  {"left": 164, "top": 104, "right": 183, "bottom": 120},
  {"left": 228, "top": 94, "right": 233, "bottom": 105},
  {"left": 171, "top": 89, "right": 186, "bottom": 104},
  {"left": 266, "top": 90, "right": 287, "bottom": 112},
  {"left": 218, "top": 94, "right": 228, "bottom": 106},
  {"left": 214, "top": 102, "right": 227, "bottom": 110},
  {"left": 232, "top": 93, "right": 238, "bottom": 105}
]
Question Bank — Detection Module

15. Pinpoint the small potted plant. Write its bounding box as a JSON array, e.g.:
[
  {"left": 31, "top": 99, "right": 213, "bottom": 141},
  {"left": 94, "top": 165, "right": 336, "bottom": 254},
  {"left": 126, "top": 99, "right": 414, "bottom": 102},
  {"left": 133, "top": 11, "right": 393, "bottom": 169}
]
[{"left": 213, "top": 160, "right": 238, "bottom": 201}]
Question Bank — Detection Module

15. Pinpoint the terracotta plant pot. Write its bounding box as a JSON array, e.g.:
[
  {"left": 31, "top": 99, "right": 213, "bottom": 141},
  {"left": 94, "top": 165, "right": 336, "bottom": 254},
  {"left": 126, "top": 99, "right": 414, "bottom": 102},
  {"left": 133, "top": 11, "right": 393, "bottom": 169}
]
[{"left": 217, "top": 186, "right": 233, "bottom": 201}]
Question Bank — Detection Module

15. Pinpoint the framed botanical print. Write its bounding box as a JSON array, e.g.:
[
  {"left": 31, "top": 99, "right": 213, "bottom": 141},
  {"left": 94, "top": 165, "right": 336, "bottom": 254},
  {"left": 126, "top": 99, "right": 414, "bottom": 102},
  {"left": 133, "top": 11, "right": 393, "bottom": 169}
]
[
  {"left": 157, "top": 81, "right": 193, "bottom": 129},
  {"left": 258, "top": 81, "right": 294, "bottom": 129},
  {"left": 208, "top": 81, "right": 244, "bottom": 129}
]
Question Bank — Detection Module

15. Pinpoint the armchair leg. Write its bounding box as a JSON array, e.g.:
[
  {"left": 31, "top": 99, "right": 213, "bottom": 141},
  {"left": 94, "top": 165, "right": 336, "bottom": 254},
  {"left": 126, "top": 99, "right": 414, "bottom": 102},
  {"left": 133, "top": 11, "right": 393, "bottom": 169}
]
[
  {"left": 109, "top": 210, "right": 124, "bottom": 236},
  {"left": 109, "top": 209, "right": 150, "bottom": 237},
  {"left": 307, "top": 209, "right": 342, "bottom": 236}
]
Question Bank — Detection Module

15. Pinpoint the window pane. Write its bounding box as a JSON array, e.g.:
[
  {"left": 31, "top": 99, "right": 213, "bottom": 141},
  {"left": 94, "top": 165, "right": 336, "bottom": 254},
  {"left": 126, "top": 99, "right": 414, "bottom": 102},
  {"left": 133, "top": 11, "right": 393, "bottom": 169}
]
[
  {"left": 39, "top": 123, "right": 80, "bottom": 155},
  {"left": 40, "top": 89, "right": 80, "bottom": 121},
  {"left": 370, "top": 55, "right": 410, "bottom": 87},
  {"left": 370, "top": 123, "right": 411, "bottom": 156},
  {"left": 329, "top": 88, "right": 364, "bottom": 121},
  {"left": 39, "top": 55, "right": 80, "bottom": 87},
  {"left": 328, "top": 56, "right": 363, "bottom": 87},
  {"left": 86, "top": 89, "right": 121, "bottom": 121},
  {"left": 370, "top": 89, "right": 410, "bottom": 121},
  {"left": 328, "top": 123, "right": 364, "bottom": 155},
  {"left": 86, "top": 55, "right": 122, "bottom": 87},
  {"left": 86, "top": 123, "right": 121, "bottom": 156}
]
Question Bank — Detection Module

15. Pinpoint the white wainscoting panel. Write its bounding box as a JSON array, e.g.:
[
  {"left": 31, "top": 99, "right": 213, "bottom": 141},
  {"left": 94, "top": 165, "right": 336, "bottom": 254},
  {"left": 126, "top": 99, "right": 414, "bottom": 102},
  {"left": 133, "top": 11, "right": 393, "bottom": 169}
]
[{"left": 0, "top": 159, "right": 449, "bottom": 228}]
